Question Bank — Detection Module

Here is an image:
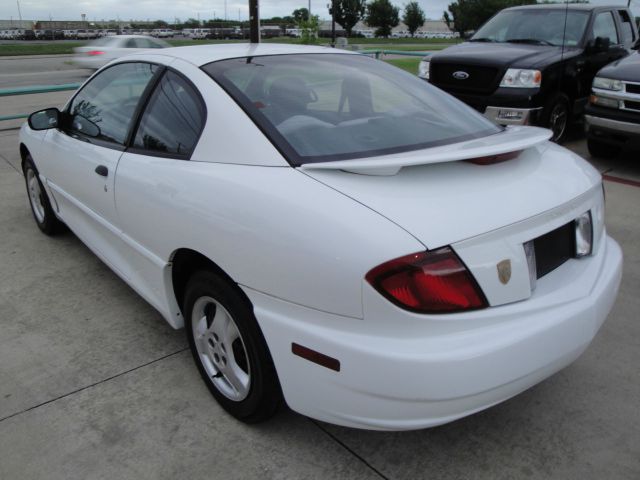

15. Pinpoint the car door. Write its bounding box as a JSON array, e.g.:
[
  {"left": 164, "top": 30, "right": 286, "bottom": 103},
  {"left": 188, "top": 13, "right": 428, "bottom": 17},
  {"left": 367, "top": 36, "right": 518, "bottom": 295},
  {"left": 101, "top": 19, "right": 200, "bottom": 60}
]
[
  {"left": 589, "top": 11, "right": 627, "bottom": 70},
  {"left": 42, "top": 62, "right": 160, "bottom": 276},
  {"left": 114, "top": 67, "right": 206, "bottom": 312}
]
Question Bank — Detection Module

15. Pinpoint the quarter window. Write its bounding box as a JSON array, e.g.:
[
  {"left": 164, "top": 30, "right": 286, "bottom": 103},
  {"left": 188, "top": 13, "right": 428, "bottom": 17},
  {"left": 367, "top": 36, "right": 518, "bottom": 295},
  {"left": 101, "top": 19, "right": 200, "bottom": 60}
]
[
  {"left": 592, "top": 12, "right": 619, "bottom": 45},
  {"left": 67, "top": 62, "right": 157, "bottom": 145},
  {"left": 132, "top": 71, "right": 204, "bottom": 157}
]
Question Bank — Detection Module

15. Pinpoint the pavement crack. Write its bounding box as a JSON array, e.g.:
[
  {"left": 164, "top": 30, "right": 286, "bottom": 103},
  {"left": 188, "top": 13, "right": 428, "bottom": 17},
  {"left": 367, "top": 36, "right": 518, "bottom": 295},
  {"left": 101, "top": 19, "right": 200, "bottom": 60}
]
[
  {"left": 309, "top": 418, "right": 391, "bottom": 480},
  {"left": 0, "top": 348, "right": 189, "bottom": 423},
  {"left": 0, "top": 152, "right": 20, "bottom": 174}
]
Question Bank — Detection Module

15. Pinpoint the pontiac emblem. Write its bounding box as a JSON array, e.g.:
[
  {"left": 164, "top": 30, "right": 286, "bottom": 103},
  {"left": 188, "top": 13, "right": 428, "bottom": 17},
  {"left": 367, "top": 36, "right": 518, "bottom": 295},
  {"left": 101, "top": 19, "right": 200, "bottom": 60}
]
[
  {"left": 452, "top": 71, "right": 469, "bottom": 80},
  {"left": 497, "top": 259, "right": 512, "bottom": 285}
]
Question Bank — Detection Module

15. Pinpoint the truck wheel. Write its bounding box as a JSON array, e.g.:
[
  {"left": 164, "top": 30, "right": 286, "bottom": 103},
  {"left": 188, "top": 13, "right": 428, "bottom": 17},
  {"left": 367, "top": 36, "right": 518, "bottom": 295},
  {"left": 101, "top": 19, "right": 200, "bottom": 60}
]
[
  {"left": 587, "top": 137, "right": 620, "bottom": 158},
  {"left": 542, "top": 94, "right": 570, "bottom": 143}
]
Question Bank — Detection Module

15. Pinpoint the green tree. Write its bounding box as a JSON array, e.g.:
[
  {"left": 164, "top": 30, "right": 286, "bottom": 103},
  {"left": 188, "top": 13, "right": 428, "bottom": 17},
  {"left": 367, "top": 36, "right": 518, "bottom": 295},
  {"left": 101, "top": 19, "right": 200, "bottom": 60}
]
[
  {"left": 328, "top": 0, "right": 366, "bottom": 37},
  {"left": 402, "top": 1, "right": 426, "bottom": 37},
  {"left": 443, "top": 0, "right": 536, "bottom": 37},
  {"left": 293, "top": 8, "right": 310, "bottom": 23},
  {"left": 182, "top": 18, "right": 200, "bottom": 28},
  {"left": 365, "top": 0, "right": 400, "bottom": 38},
  {"left": 298, "top": 14, "right": 320, "bottom": 44},
  {"left": 152, "top": 20, "right": 168, "bottom": 28}
]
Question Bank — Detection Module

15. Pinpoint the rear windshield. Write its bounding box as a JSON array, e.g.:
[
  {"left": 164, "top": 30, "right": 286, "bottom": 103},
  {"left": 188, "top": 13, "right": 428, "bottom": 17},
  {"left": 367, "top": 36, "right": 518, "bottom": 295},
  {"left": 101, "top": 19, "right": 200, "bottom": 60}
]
[{"left": 202, "top": 54, "right": 500, "bottom": 165}]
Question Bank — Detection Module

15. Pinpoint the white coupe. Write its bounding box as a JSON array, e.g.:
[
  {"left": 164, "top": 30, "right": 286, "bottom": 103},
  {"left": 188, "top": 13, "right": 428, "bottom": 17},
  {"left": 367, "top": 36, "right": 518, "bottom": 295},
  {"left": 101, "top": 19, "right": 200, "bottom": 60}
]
[{"left": 20, "top": 44, "right": 622, "bottom": 430}]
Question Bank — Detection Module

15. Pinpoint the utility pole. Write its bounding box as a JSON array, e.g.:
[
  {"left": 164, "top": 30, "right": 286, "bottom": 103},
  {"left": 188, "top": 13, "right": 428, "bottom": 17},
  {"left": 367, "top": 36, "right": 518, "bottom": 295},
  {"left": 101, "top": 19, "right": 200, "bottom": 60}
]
[
  {"left": 16, "top": 0, "right": 23, "bottom": 23},
  {"left": 249, "top": 0, "right": 259, "bottom": 43},
  {"left": 331, "top": 0, "right": 336, "bottom": 47}
]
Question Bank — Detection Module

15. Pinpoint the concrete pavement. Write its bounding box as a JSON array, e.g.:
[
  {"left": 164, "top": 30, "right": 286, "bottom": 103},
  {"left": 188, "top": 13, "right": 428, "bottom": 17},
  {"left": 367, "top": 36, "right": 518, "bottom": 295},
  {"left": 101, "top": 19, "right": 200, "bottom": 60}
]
[{"left": 0, "top": 122, "right": 639, "bottom": 479}]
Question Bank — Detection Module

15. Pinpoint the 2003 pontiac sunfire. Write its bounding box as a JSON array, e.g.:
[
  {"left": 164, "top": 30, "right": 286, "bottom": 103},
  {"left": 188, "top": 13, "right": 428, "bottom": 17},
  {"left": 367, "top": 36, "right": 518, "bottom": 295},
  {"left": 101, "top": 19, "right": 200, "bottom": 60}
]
[{"left": 19, "top": 44, "right": 622, "bottom": 430}]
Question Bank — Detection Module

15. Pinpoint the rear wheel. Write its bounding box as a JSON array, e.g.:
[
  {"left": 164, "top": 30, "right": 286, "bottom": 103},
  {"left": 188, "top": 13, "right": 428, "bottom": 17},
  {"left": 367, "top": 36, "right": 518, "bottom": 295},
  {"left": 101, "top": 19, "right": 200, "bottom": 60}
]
[
  {"left": 587, "top": 137, "right": 620, "bottom": 158},
  {"left": 23, "top": 154, "right": 63, "bottom": 235},
  {"left": 542, "top": 94, "right": 570, "bottom": 143},
  {"left": 184, "top": 270, "right": 282, "bottom": 423}
]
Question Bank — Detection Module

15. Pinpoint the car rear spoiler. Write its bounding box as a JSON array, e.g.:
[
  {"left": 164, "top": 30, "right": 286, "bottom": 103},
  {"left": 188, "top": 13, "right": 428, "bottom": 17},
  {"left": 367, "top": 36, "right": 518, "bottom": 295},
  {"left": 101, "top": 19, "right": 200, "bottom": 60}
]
[{"left": 299, "top": 126, "right": 552, "bottom": 176}]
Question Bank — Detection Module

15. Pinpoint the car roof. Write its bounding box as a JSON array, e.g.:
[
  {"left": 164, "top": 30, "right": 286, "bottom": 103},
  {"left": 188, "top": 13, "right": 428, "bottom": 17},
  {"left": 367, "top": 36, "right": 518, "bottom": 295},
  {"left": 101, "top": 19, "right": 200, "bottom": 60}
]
[
  {"left": 505, "top": 4, "right": 622, "bottom": 11},
  {"left": 148, "top": 43, "right": 356, "bottom": 67}
]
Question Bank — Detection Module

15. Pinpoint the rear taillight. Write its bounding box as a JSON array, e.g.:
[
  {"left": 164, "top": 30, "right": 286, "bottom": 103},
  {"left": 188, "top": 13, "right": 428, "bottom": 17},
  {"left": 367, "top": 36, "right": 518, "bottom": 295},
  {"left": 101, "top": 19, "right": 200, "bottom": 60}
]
[
  {"left": 365, "top": 247, "right": 488, "bottom": 314},
  {"left": 87, "top": 50, "right": 104, "bottom": 56}
]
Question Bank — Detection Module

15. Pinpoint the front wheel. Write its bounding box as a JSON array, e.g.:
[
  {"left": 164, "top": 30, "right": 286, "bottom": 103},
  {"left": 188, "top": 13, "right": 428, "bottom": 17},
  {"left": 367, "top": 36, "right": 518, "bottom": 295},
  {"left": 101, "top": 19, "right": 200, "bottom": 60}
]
[
  {"left": 542, "top": 94, "right": 570, "bottom": 143},
  {"left": 587, "top": 137, "right": 620, "bottom": 158},
  {"left": 23, "top": 155, "right": 63, "bottom": 235},
  {"left": 184, "top": 270, "right": 282, "bottom": 423}
]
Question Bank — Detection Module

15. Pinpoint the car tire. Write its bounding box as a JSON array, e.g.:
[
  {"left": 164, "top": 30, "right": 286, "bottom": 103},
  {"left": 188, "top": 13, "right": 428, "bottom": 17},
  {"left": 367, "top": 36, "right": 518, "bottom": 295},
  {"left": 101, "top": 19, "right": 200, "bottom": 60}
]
[
  {"left": 587, "top": 137, "right": 620, "bottom": 158},
  {"left": 184, "top": 270, "right": 282, "bottom": 423},
  {"left": 542, "top": 94, "right": 570, "bottom": 143},
  {"left": 23, "top": 154, "right": 63, "bottom": 235}
]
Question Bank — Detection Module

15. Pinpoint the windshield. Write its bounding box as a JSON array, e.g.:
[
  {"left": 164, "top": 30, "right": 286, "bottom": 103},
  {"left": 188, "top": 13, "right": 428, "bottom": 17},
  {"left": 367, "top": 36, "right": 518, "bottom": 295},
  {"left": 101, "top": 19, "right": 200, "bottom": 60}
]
[
  {"left": 203, "top": 54, "right": 500, "bottom": 165},
  {"left": 472, "top": 9, "right": 589, "bottom": 47}
]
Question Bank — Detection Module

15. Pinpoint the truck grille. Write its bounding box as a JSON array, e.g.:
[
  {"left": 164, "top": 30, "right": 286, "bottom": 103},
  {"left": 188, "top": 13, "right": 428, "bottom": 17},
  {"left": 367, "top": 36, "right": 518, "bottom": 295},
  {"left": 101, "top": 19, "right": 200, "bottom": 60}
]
[
  {"left": 623, "top": 100, "right": 640, "bottom": 112},
  {"left": 430, "top": 63, "right": 501, "bottom": 94},
  {"left": 625, "top": 83, "right": 640, "bottom": 95}
]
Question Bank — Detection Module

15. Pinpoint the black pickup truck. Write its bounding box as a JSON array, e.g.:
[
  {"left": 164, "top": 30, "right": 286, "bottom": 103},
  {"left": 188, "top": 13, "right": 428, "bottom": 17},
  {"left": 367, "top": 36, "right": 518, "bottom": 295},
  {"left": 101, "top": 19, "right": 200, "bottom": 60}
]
[
  {"left": 585, "top": 49, "right": 640, "bottom": 156},
  {"left": 419, "top": 5, "right": 638, "bottom": 142}
]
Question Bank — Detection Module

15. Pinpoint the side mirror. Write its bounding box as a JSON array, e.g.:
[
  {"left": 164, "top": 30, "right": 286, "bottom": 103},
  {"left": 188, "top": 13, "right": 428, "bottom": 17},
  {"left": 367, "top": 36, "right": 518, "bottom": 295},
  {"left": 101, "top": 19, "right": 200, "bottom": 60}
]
[
  {"left": 28, "top": 108, "right": 60, "bottom": 130},
  {"left": 589, "top": 36, "right": 611, "bottom": 54}
]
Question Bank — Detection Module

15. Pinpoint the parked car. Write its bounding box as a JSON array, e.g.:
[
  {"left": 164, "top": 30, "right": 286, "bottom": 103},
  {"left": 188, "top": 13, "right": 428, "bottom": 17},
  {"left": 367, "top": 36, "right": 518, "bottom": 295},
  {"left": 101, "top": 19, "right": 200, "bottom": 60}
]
[
  {"left": 585, "top": 46, "right": 640, "bottom": 156},
  {"left": 72, "top": 35, "right": 169, "bottom": 69},
  {"left": 151, "top": 28, "right": 174, "bottom": 38},
  {"left": 419, "top": 5, "right": 638, "bottom": 142},
  {"left": 20, "top": 44, "right": 621, "bottom": 430}
]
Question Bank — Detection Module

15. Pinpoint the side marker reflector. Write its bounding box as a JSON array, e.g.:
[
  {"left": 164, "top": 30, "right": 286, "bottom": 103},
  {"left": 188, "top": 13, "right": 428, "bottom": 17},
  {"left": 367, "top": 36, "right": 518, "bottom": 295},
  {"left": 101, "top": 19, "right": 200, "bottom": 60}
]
[{"left": 292, "top": 343, "right": 340, "bottom": 372}]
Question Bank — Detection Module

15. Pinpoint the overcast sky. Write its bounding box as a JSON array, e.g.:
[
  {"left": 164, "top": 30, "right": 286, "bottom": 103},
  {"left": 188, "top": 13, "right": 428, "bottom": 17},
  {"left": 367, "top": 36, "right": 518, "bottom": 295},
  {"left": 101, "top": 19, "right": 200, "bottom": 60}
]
[{"left": 2, "top": 0, "right": 638, "bottom": 24}]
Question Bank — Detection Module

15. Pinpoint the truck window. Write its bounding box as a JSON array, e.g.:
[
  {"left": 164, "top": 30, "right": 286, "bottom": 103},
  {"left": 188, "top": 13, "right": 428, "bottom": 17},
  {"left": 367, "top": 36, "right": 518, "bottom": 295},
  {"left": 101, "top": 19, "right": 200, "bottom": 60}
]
[
  {"left": 617, "top": 10, "right": 636, "bottom": 43},
  {"left": 592, "top": 12, "right": 619, "bottom": 45}
]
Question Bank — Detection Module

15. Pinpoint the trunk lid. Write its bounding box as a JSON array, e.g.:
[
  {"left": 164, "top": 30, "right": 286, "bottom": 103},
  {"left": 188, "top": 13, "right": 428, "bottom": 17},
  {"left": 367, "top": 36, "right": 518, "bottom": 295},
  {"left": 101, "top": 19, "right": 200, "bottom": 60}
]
[{"left": 301, "top": 130, "right": 601, "bottom": 249}]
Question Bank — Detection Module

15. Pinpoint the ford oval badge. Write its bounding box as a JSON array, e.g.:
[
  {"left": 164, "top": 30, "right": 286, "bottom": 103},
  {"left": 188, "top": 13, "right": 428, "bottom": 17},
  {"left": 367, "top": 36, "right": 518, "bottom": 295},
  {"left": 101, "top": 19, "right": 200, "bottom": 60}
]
[{"left": 453, "top": 71, "right": 469, "bottom": 80}]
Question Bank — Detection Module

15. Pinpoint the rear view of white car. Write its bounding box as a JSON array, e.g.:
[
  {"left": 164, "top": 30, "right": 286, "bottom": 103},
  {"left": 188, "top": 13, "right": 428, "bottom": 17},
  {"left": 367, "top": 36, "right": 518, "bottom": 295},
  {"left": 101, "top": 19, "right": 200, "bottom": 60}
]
[
  {"left": 73, "top": 35, "right": 169, "bottom": 69},
  {"left": 20, "top": 44, "right": 622, "bottom": 430}
]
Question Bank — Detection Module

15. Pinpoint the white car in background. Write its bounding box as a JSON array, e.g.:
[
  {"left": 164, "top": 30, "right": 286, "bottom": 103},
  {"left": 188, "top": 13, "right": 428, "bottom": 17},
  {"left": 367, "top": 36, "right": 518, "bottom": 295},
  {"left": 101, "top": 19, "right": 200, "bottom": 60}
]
[
  {"left": 20, "top": 44, "right": 622, "bottom": 430},
  {"left": 73, "top": 35, "right": 169, "bottom": 69}
]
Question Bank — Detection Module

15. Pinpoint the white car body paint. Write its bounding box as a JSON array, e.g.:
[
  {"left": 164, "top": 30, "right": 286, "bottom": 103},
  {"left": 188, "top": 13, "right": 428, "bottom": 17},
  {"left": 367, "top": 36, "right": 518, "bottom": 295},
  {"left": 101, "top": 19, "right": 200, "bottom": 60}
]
[{"left": 19, "top": 44, "right": 623, "bottom": 430}]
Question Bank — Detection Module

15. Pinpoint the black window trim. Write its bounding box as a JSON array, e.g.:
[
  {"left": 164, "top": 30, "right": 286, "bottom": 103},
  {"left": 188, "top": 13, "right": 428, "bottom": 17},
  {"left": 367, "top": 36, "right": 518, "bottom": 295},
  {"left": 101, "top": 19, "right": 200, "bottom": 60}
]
[
  {"left": 125, "top": 67, "right": 207, "bottom": 161},
  {"left": 61, "top": 60, "right": 164, "bottom": 152}
]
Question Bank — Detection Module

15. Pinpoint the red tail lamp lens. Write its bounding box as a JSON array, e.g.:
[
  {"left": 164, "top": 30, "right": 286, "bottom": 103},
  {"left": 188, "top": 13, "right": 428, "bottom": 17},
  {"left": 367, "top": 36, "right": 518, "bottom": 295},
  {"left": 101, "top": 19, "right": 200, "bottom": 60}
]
[
  {"left": 87, "top": 50, "right": 105, "bottom": 56},
  {"left": 365, "top": 247, "right": 488, "bottom": 313}
]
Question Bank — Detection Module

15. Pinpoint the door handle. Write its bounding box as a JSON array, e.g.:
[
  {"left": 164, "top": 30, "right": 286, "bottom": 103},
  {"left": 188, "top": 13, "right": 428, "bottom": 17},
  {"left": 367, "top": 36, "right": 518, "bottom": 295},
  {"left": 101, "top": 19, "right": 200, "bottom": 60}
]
[{"left": 95, "top": 165, "right": 108, "bottom": 177}]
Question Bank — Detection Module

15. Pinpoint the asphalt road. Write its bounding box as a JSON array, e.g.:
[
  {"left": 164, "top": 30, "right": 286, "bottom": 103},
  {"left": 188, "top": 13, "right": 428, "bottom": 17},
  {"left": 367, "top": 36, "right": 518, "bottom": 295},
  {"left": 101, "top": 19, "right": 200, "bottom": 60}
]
[{"left": 0, "top": 54, "right": 91, "bottom": 88}]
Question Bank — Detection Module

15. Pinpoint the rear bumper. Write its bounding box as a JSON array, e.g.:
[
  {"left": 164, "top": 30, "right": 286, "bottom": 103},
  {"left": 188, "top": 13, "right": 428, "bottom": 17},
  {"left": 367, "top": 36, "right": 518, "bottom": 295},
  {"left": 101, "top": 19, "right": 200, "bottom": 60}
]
[{"left": 245, "top": 236, "right": 622, "bottom": 431}]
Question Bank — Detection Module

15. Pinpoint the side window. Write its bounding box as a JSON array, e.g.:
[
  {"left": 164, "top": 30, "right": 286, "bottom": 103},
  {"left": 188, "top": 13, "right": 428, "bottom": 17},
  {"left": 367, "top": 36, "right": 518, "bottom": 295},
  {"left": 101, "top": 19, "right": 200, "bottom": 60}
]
[
  {"left": 67, "top": 62, "right": 157, "bottom": 145},
  {"left": 592, "top": 12, "right": 619, "bottom": 45},
  {"left": 618, "top": 10, "right": 636, "bottom": 43},
  {"left": 132, "top": 71, "right": 205, "bottom": 157}
]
